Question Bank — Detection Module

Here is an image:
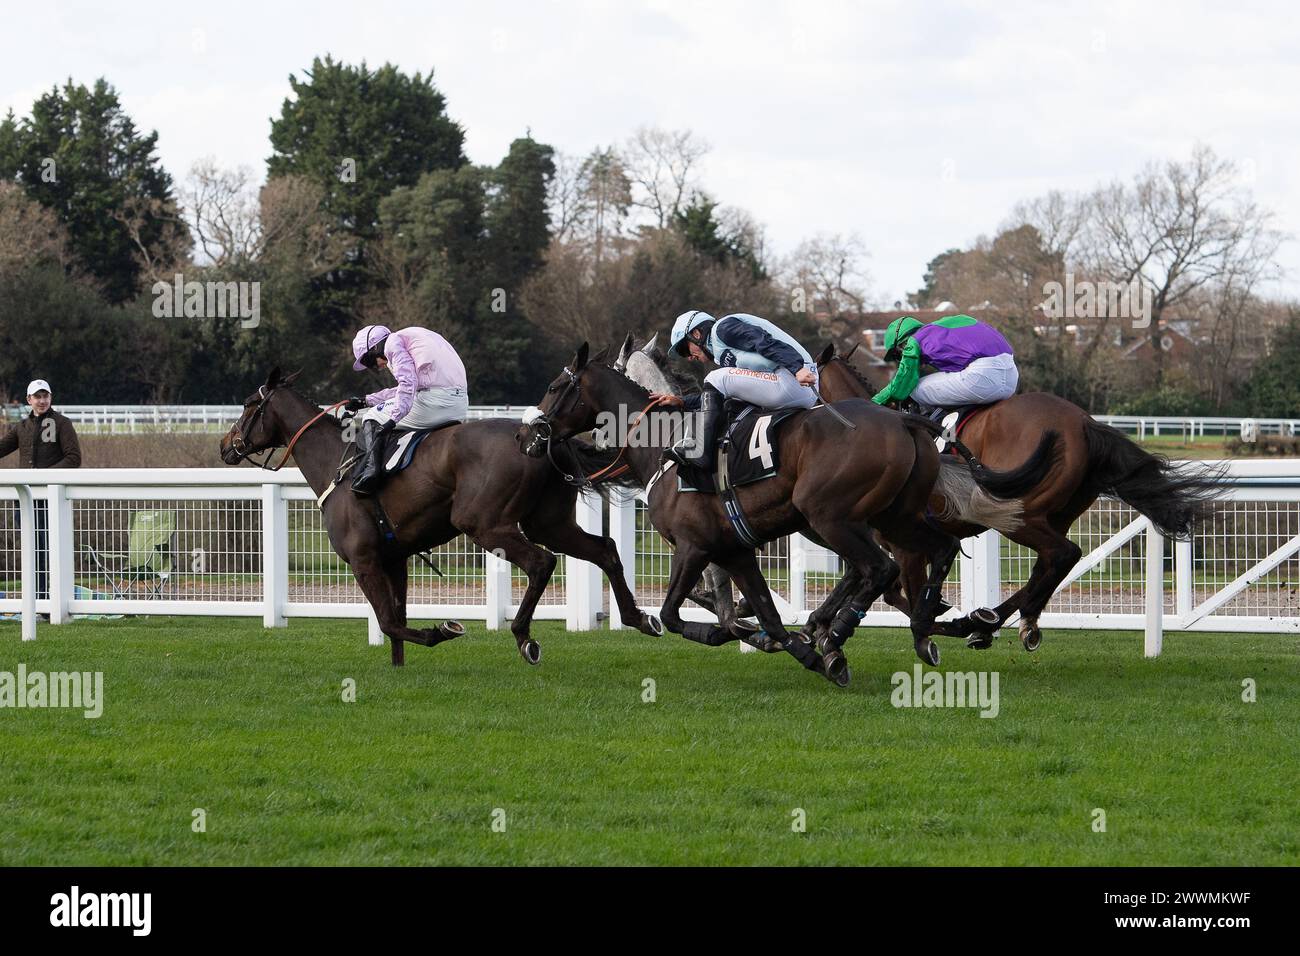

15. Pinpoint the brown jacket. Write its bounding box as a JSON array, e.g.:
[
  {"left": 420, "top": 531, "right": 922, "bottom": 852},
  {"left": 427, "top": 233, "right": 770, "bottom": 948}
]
[{"left": 0, "top": 408, "right": 83, "bottom": 468}]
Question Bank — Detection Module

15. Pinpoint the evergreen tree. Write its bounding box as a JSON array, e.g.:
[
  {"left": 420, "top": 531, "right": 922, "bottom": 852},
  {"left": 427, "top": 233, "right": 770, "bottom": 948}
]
[{"left": 0, "top": 79, "right": 185, "bottom": 304}]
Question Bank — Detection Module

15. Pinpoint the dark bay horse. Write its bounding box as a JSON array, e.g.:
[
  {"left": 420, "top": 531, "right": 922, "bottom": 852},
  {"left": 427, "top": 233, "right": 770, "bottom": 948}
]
[
  {"left": 518, "top": 344, "right": 1057, "bottom": 682},
  {"left": 815, "top": 343, "right": 1226, "bottom": 650},
  {"left": 220, "top": 367, "right": 663, "bottom": 667}
]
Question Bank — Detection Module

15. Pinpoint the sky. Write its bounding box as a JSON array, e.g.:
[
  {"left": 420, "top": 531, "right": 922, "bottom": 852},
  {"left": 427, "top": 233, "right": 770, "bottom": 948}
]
[{"left": 2, "top": 0, "right": 1297, "bottom": 306}]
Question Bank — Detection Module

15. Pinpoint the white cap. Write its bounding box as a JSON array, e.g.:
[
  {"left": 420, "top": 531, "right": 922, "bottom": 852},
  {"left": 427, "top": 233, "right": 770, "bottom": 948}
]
[{"left": 26, "top": 379, "right": 51, "bottom": 398}]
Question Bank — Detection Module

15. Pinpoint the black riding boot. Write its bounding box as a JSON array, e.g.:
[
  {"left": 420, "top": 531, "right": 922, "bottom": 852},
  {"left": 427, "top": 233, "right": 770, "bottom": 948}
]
[
  {"left": 665, "top": 385, "right": 723, "bottom": 472},
  {"left": 352, "top": 419, "right": 386, "bottom": 496}
]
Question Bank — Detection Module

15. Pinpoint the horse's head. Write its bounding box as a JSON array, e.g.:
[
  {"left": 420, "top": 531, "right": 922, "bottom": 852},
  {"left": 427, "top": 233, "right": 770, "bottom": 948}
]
[
  {"left": 516, "top": 342, "right": 624, "bottom": 457},
  {"left": 814, "top": 341, "right": 875, "bottom": 404},
  {"left": 220, "top": 366, "right": 302, "bottom": 465}
]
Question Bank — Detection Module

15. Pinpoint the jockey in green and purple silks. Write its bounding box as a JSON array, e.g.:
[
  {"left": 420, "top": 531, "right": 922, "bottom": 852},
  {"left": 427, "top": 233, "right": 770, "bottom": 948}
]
[{"left": 872, "top": 314, "right": 1019, "bottom": 410}]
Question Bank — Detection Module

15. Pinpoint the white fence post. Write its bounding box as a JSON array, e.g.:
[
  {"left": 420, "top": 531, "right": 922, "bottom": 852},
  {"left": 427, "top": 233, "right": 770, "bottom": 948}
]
[
  {"left": 789, "top": 533, "right": 809, "bottom": 617},
  {"left": 484, "top": 547, "right": 511, "bottom": 630},
  {"left": 15, "top": 485, "right": 36, "bottom": 641},
  {"left": 1145, "top": 522, "right": 1164, "bottom": 658},
  {"left": 962, "top": 530, "right": 1002, "bottom": 616},
  {"left": 567, "top": 492, "right": 603, "bottom": 630},
  {"left": 1175, "top": 537, "right": 1193, "bottom": 623},
  {"left": 48, "top": 485, "right": 73, "bottom": 625},
  {"left": 607, "top": 494, "right": 637, "bottom": 629},
  {"left": 261, "top": 483, "right": 288, "bottom": 628}
]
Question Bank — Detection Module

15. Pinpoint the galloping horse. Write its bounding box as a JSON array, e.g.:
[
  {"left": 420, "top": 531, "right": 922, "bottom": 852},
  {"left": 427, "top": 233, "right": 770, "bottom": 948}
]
[
  {"left": 815, "top": 343, "right": 1226, "bottom": 650},
  {"left": 518, "top": 344, "right": 1057, "bottom": 682},
  {"left": 220, "top": 367, "right": 663, "bottom": 667}
]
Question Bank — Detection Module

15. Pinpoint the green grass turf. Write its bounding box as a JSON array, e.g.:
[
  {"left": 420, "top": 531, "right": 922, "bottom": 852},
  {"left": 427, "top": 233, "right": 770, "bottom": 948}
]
[{"left": 0, "top": 617, "right": 1295, "bottom": 866}]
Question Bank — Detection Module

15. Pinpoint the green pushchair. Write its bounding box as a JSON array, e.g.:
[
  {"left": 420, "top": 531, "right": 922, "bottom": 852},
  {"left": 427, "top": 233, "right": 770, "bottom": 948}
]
[{"left": 83, "top": 510, "right": 177, "bottom": 598}]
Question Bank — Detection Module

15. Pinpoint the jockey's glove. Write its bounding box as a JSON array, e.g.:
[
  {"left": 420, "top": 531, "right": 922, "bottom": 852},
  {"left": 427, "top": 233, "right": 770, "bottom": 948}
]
[{"left": 344, "top": 397, "right": 368, "bottom": 411}]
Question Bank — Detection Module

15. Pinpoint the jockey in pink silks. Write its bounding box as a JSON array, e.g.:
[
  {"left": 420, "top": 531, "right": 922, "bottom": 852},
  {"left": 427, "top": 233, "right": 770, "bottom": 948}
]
[{"left": 346, "top": 324, "right": 469, "bottom": 495}]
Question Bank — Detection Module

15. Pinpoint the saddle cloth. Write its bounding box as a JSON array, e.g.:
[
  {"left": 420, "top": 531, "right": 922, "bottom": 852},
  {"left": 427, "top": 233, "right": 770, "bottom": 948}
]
[
  {"left": 677, "top": 402, "right": 802, "bottom": 493},
  {"left": 908, "top": 401, "right": 989, "bottom": 454},
  {"left": 378, "top": 421, "right": 456, "bottom": 476}
]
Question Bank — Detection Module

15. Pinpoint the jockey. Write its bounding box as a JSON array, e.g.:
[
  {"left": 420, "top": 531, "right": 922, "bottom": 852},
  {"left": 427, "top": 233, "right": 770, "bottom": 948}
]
[
  {"left": 654, "top": 310, "right": 817, "bottom": 471},
  {"left": 872, "top": 314, "right": 1019, "bottom": 412},
  {"left": 346, "top": 324, "right": 469, "bottom": 495}
]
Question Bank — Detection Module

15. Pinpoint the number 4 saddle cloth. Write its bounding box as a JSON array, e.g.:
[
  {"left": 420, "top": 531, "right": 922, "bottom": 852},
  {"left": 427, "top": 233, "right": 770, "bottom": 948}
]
[{"left": 677, "top": 402, "right": 803, "bottom": 494}]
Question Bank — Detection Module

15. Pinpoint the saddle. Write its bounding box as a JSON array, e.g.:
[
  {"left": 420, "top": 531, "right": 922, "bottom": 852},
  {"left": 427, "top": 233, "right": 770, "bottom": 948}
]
[{"left": 677, "top": 400, "right": 802, "bottom": 493}]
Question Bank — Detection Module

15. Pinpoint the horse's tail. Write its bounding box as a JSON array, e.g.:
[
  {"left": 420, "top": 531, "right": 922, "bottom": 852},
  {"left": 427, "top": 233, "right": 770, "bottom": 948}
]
[
  {"left": 902, "top": 415, "right": 1057, "bottom": 536},
  {"left": 931, "top": 457, "right": 1026, "bottom": 535},
  {"left": 1081, "top": 418, "right": 1227, "bottom": 539}
]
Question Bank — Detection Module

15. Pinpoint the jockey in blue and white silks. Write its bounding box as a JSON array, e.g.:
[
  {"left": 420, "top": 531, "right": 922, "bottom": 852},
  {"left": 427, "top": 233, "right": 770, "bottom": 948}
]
[{"left": 655, "top": 310, "right": 818, "bottom": 470}]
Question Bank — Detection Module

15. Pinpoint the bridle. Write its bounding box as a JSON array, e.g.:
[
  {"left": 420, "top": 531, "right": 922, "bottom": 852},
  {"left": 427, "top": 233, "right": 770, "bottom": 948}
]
[
  {"left": 228, "top": 384, "right": 348, "bottom": 471},
  {"left": 524, "top": 364, "right": 655, "bottom": 489}
]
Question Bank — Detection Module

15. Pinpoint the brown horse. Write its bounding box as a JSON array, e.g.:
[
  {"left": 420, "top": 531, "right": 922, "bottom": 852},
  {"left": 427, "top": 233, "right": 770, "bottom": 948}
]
[
  {"left": 814, "top": 343, "right": 1226, "bottom": 650},
  {"left": 220, "top": 367, "right": 663, "bottom": 667},
  {"left": 518, "top": 344, "right": 1057, "bottom": 682}
]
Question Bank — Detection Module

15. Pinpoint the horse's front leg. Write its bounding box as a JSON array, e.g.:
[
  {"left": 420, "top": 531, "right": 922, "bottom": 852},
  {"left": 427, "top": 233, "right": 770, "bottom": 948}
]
[
  {"left": 352, "top": 558, "right": 460, "bottom": 666},
  {"left": 717, "top": 550, "right": 842, "bottom": 685},
  {"left": 659, "top": 545, "right": 732, "bottom": 646}
]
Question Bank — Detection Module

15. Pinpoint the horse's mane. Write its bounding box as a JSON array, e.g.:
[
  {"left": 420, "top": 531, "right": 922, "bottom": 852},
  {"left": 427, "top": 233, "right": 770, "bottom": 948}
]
[
  {"left": 832, "top": 354, "right": 880, "bottom": 394},
  {"left": 639, "top": 346, "right": 702, "bottom": 396}
]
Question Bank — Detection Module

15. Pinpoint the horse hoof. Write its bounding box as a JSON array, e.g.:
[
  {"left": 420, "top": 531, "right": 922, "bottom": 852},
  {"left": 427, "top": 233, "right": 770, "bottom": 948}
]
[
  {"left": 965, "top": 633, "right": 995, "bottom": 650},
  {"left": 438, "top": 621, "right": 466, "bottom": 641},
  {"left": 915, "top": 638, "right": 940, "bottom": 667},
  {"left": 822, "top": 650, "right": 849, "bottom": 687},
  {"left": 519, "top": 640, "right": 542, "bottom": 665},
  {"left": 640, "top": 614, "right": 664, "bottom": 637},
  {"left": 1020, "top": 625, "right": 1042, "bottom": 652},
  {"left": 969, "top": 607, "right": 1000, "bottom": 627}
]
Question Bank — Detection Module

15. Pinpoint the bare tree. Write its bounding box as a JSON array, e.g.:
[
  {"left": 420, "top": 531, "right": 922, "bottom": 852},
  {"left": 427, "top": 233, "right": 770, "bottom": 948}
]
[
  {"left": 780, "top": 233, "right": 873, "bottom": 343},
  {"left": 0, "top": 182, "right": 81, "bottom": 278},
  {"left": 114, "top": 195, "right": 191, "bottom": 286},
  {"left": 1084, "top": 144, "right": 1284, "bottom": 380},
  {"left": 623, "top": 127, "right": 709, "bottom": 229},
  {"left": 577, "top": 147, "right": 632, "bottom": 264},
  {"left": 182, "top": 160, "right": 261, "bottom": 266},
  {"left": 547, "top": 151, "right": 589, "bottom": 245}
]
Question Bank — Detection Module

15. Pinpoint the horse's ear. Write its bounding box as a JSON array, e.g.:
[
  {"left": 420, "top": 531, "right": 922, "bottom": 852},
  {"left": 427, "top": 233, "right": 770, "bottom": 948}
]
[
  {"left": 281, "top": 369, "right": 302, "bottom": 388},
  {"left": 615, "top": 332, "right": 634, "bottom": 370},
  {"left": 640, "top": 333, "right": 659, "bottom": 354},
  {"left": 844, "top": 342, "right": 860, "bottom": 361},
  {"left": 266, "top": 366, "right": 282, "bottom": 387},
  {"left": 572, "top": 342, "right": 589, "bottom": 371},
  {"left": 816, "top": 343, "right": 835, "bottom": 366},
  {"left": 591, "top": 344, "right": 611, "bottom": 364}
]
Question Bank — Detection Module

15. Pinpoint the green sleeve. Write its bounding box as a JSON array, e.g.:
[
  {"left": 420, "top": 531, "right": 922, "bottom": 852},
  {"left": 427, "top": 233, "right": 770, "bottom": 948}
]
[{"left": 872, "top": 337, "right": 922, "bottom": 404}]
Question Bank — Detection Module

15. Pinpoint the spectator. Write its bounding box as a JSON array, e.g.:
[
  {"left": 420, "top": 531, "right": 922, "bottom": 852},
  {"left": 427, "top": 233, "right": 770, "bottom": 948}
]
[{"left": 0, "top": 380, "right": 82, "bottom": 601}]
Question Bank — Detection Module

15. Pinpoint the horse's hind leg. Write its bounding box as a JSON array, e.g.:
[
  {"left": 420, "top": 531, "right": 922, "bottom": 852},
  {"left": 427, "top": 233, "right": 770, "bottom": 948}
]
[
  {"left": 522, "top": 509, "right": 663, "bottom": 638},
  {"left": 992, "top": 515, "right": 1084, "bottom": 652},
  {"left": 470, "top": 527, "right": 555, "bottom": 665}
]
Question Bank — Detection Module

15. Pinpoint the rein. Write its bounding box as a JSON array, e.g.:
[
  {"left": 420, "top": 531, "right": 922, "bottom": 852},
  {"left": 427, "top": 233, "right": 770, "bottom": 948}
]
[
  {"left": 543, "top": 396, "right": 661, "bottom": 489},
  {"left": 234, "top": 391, "right": 349, "bottom": 471}
]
